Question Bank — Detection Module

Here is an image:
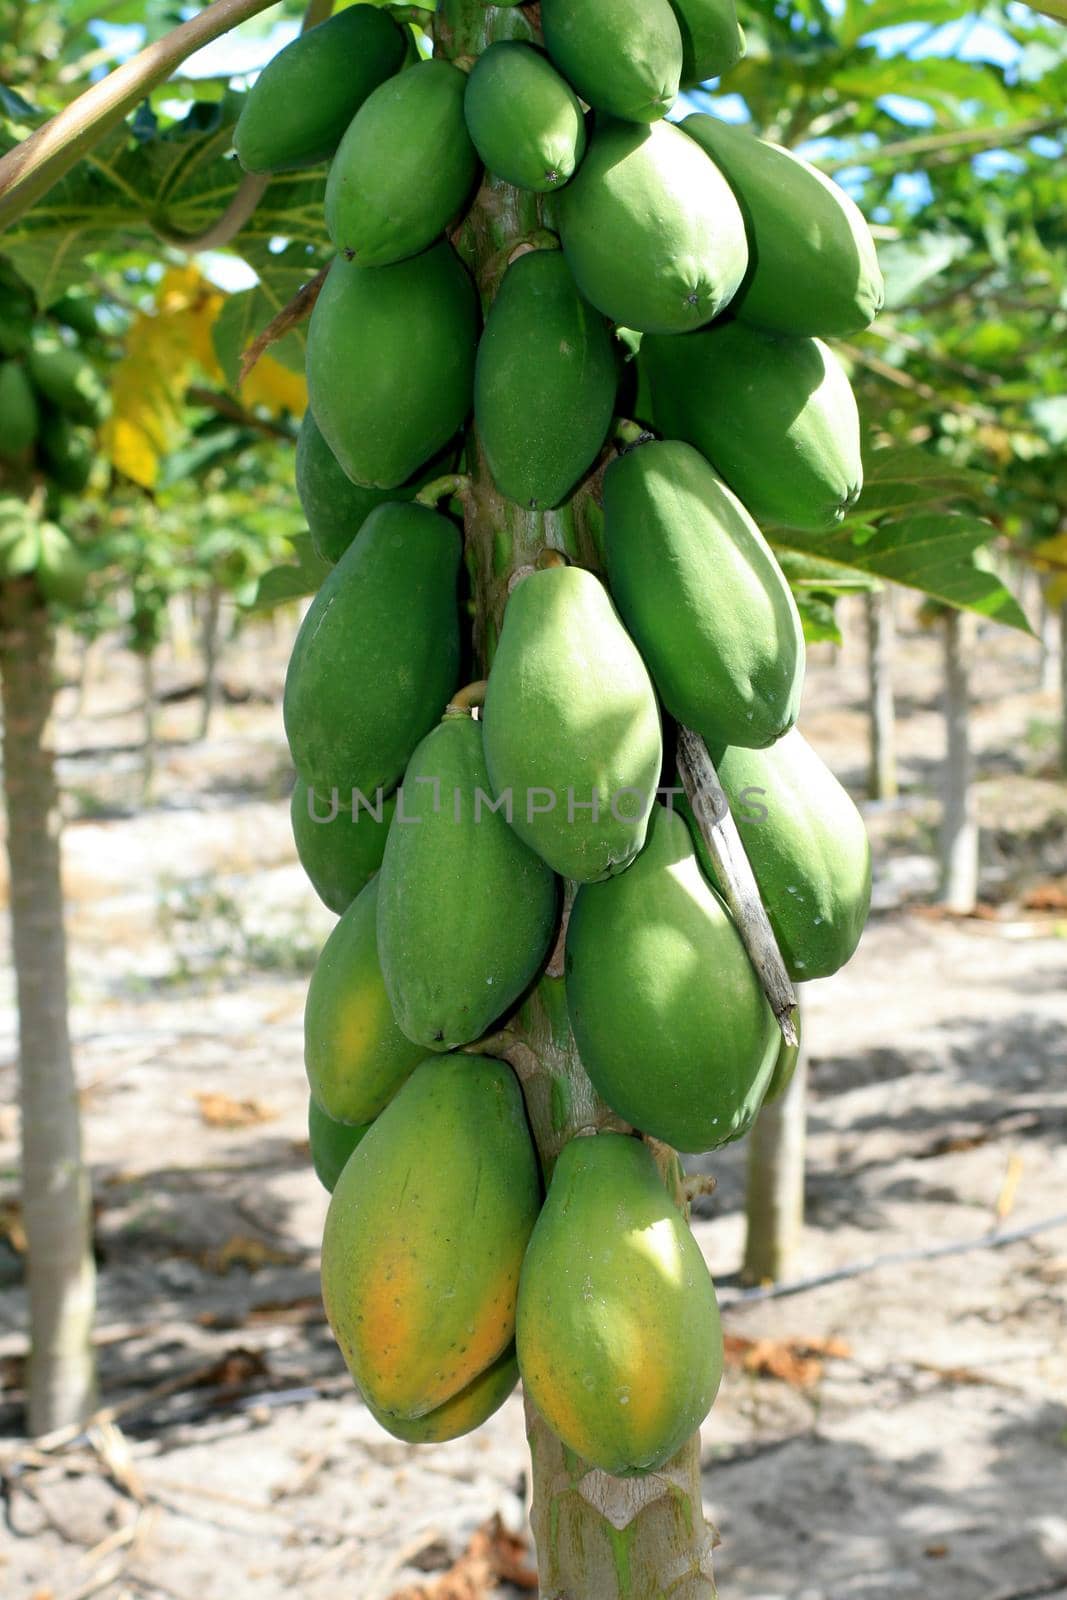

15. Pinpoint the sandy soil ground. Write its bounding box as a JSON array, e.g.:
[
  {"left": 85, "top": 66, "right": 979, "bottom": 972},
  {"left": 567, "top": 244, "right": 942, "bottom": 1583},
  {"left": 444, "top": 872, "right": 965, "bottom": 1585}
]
[{"left": 1, "top": 596, "right": 1065, "bottom": 1600}]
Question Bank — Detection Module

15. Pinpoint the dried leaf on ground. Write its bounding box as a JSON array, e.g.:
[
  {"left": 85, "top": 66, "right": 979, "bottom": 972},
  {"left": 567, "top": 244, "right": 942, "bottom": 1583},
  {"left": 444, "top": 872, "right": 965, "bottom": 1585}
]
[
  {"left": 193, "top": 1347, "right": 270, "bottom": 1393},
  {"left": 1022, "top": 880, "right": 1067, "bottom": 911},
  {"left": 389, "top": 1515, "right": 537, "bottom": 1599},
  {"left": 195, "top": 1092, "right": 278, "bottom": 1129},
  {"left": 724, "top": 1333, "right": 853, "bottom": 1388},
  {"left": 199, "top": 1235, "right": 300, "bottom": 1274}
]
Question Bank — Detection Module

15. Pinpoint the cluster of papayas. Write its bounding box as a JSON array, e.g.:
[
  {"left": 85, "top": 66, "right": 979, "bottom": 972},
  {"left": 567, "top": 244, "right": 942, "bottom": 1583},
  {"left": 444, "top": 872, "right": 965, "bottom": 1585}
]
[
  {"left": 0, "top": 271, "right": 106, "bottom": 498},
  {"left": 258, "top": 0, "right": 877, "bottom": 1474}
]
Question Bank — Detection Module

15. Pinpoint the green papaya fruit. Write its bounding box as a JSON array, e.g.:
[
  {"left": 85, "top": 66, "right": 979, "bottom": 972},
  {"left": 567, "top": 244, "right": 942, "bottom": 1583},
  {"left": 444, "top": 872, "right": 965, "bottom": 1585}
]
[
  {"left": 482, "top": 565, "right": 663, "bottom": 883},
  {"left": 558, "top": 119, "right": 748, "bottom": 334},
  {"left": 27, "top": 337, "right": 108, "bottom": 427},
  {"left": 0, "top": 290, "right": 33, "bottom": 358},
  {"left": 325, "top": 61, "right": 479, "bottom": 266},
  {"left": 682, "top": 114, "right": 884, "bottom": 337},
  {"left": 703, "top": 730, "right": 872, "bottom": 981},
  {"left": 35, "top": 523, "right": 88, "bottom": 608},
  {"left": 541, "top": 0, "right": 682, "bottom": 122},
  {"left": 308, "top": 1095, "right": 371, "bottom": 1193},
  {"left": 291, "top": 775, "right": 395, "bottom": 915},
  {"left": 304, "top": 876, "right": 426, "bottom": 1125},
  {"left": 366, "top": 1345, "right": 518, "bottom": 1444},
  {"left": 38, "top": 411, "right": 94, "bottom": 492},
  {"left": 463, "top": 42, "right": 586, "bottom": 192},
  {"left": 49, "top": 294, "right": 100, "bottom": 341},
  {"left": 642, "top": 319, "right": 862, "bottom": 531},
  {"left": 474, "top": 249, "right": 617, "bottom": 511},
  {"left": 295, "top": 409, "right": 455, "bottom": 565},
  {"left": 670, "top": 0, "right": 745, "bottom": 86},
  {"left": 377, "top": 715, "right": 558, "bottom": 1052},
  {"left": 233, "top": 4, "right": 406, "bottom": 174},
  {"left": 322, "top": 1056, "right": 540, "bottom": 1417},
  {"left": 566, "top": 804, "right": 779, "bottom": 1151},
  {"left": 517, "top": 1133, "right": 723, "bottom": 1475},
  {"left": 283, "top": 501, "right": 461, "bottom": 798},
  {"left": 604, "top": 439, "right": 804, "bottom": 749},
  {"left": 0, "top": 361, "right": 39, "bottom": 459},
  {"left": 306, "top": 244, "right": 477, "bottom": 489}
]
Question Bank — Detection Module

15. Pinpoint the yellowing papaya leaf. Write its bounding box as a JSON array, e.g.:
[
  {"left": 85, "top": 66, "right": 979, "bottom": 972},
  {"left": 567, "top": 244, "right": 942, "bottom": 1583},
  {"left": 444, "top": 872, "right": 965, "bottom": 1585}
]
[
  {"left": 242, "top": 354, "right": 307, "bottom": 417},
  {"left": 101, "top": 263, "right": 223, "bottom": 488}
]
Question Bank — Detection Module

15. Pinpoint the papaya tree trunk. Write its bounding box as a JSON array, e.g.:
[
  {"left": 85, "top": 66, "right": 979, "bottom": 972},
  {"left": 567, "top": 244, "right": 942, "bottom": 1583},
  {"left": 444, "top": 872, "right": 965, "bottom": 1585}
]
[
  {"left": 865, "top": 586, "right": 897, "bottom": 801},
  {"left": 197, "top": 583, "right": 223, "bottom": 743},
  {"left": 742, "top": 1003, "right": 807, "bottom": 1285},
  {"left": 0, "top": 576, "right": 96, "bottom": 1435},
  {"left": 939, "top": 609, "right": 978, "bottom": 913},
  {"left": 436, "top": 3, "right": 717, "bottom": 1591}
]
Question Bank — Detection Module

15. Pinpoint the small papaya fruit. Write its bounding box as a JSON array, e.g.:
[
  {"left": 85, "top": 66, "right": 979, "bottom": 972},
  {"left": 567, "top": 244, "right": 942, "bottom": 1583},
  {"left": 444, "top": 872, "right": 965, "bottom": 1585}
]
[
  {"left": 517, "top": 1133, "right": 723, "bottom": 1475},
  {"left": 304, "top": 876, "right": 426, "bottom": 1125},
  {"left": 474, "top": 250, "right": 617, "bottom": 511},
  {"left": 558, "top": 119, "right": 747, "bottom": 334},
  {"left": 682, "top": 114, "right": 884, "bottom": 337},
  {"left": 233, "top": 4, "right": 406, "bottom": 174},
  {"left": 566, "top": 804, "right": 779, "bottom": 1151},
  {"left": 291, "top": 776, "right": 395, "bottom": 915},
  {"left": 283, "top": 501, "right": 461, "bottom": 798},
  {"left": 295, "top": 409, "right": 455, "bottom": 565},
  {"left": 541, "top": 0, "right": 682, "bottom": 122},
  {"left": 307, "top": 244, "right": 477, "bottom": 490},
  {"left": 377, "top": 716, "right": 557, "bottom": 1052},
  {"left": 365, "top": 1346, "right": 519, "bottom": 1444},
  {"left": 482, "top": 565, "right": 662, "bottom": 883},
  {"left": 322, "top": 1056, "right": 540, "bottom": 1417},
  {"left": 703, "top": 731, "right": 872, "bottom": 981},
  {"left": 463, "top": 42, "right": 586, "bottom": 193},
  {"left": 49, "top": 294, "right": 100, "bottom": 341},
  {"left": 0, "top": 291, "right": 33, "bottom": 358},
  {"left": 670, "top": 0, "right": 745, "bottom": 86},
  {"left": 326, "top": 61, "right": 479, "bottom": 267},
  {"left": 642, "top": 319, "right": 862, "bottom": 531},
  {"left": 604, "top": 439, "right": 804, "bottom": 749},
  {"left": 35, "top": 523, "right": 87, "bottom": 608},
  {"left": 26, "top": 337, "right": 108, "bottom": 426},
  {"left": 38, "top": 412, "right": 93, "bottom": 493},
  {"left": 308, "top": 1095, "right": 370, "bottom": 1193},
  {"left": 0, "top": 361, "right": 39, "bottom": 459}
]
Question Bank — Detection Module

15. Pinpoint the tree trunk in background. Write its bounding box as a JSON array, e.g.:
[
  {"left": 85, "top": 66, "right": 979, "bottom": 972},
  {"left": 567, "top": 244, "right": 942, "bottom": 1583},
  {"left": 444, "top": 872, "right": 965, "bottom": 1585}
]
[
  {"left": 140, "top": 647, "right": 156, "bottom": 803},
  {"left": 0, "top": 577, "right": 96, "bottom": 1435},
  {"left": 939, "top": 610, "right": 979, "bottom": 913},
  {"left": 742, "top": 1000, "right": 807, "bottom": 1285},
  {"left": 1037, "top": 582, "right": 1060, "bottom": 693},
  {"left": 437, "top": 2, "right": 718, "bottom": 1590},
  {"left": 865, "top": 587, "right": 897, "bottom": 801},
  {"left": 1059, "top": 601, "right": 1067, "bottom": 776},
  {"left": 197, "top": 584, "right": 222, "bottom": 743}
]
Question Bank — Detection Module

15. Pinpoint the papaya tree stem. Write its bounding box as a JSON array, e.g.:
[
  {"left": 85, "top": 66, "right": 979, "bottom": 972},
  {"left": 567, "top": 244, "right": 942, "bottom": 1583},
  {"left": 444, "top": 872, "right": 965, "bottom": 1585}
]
[
  {"left": 614, "top": 418, "right": 650, "bottom": 447},
  {"left": 414, "top": 472, "right": 473, "bottom": 508},
  {"left": 437, "top": 2, "right": 719, "bottom": 1593},
  {"left": 677, "top": 727, "right": 799, "bottom": 1047},
  {"left": 387, "top": 5, "right": 435, "bottom": 25},
  {"left": 445, "top": 679, "right": 489, "bottom": 714}
]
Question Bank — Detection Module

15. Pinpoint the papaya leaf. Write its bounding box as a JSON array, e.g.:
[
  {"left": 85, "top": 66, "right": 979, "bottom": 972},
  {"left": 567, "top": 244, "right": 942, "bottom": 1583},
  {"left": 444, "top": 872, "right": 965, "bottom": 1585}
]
[
  {"left": 775, "top": 512, "right": 1031, "bottom": 631},
  {"left": 850, "top": 445, "right": 990, "bottom": 516},
  {"left": 212, "top": 284, "right": 306, "bottom": 391},
  {"left": 1, "top": 101, "right": 329, "bottom": 308},
  {"left": 248, "top": 534, "right": 330, "bottom": 612}
]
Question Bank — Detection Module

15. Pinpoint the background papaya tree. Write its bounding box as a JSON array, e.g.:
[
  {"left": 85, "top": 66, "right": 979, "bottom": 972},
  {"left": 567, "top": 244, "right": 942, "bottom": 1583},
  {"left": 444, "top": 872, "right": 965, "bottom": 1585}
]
[{"left": 0, "top": 0, "right": 1061, "bottom": 1589}]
